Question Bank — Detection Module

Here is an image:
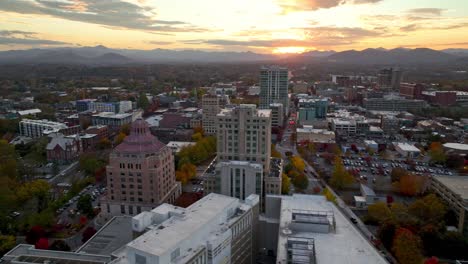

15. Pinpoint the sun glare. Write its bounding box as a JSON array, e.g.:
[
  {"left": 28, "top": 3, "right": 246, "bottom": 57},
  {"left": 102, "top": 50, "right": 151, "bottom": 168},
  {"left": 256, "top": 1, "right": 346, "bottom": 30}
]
[{"left": 272, "top": 46, "right": 307, "bottom": 54}]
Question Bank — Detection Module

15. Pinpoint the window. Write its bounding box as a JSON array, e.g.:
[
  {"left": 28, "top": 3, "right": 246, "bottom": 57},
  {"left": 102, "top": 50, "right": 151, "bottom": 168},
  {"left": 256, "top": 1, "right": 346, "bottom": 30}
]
[
  {"left": 120, "top": 205, "right": 125, "bottom": 214},
  {"left": 171, "top": 248, "right": 180, "bottom": 261},
  {"left": 135, "top": 254, "right": 147, "bottom": 264}
]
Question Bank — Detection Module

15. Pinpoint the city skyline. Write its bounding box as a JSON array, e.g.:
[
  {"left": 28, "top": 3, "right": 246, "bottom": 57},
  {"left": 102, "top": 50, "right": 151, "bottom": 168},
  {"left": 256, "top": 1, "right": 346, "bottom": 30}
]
[{"left": 0, "top": 0, "right": 467, "bottom": 53}]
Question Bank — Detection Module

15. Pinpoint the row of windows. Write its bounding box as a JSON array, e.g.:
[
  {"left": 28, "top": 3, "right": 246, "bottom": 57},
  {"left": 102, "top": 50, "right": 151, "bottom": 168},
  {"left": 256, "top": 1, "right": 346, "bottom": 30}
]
[{"left": 119, "top": 163, "right": 143, "bottom": 169}]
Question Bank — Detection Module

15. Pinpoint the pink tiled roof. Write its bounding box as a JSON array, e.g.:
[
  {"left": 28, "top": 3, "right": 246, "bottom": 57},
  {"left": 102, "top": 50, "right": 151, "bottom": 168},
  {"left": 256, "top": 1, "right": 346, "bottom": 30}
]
[{"left": 114, "top": 119, "right": 166, "bottom": 154}]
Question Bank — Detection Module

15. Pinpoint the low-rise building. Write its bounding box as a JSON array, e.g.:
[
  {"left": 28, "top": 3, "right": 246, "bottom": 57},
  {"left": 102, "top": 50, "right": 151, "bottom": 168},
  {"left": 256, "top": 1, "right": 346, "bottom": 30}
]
[
  {"left": 46, "top": 133, "right": 81, "bottom": 164},
  {"left": 296, "top": 126, "right": 335, "bottom": 144},
  {"left": 363, "top": 95, "right": 427, "bottom": 112},
  {"left": 259, "top": 194, "right": 387, "bottom": 264},
  {"left": 92, "top": 112, "right": 133, "bottom": 131},
  {"left": 19, "top": 119, "right": 68, "bottom": 138},
  {"left": 166, "top": 141, "right": 196, "bottom": 154},
  {"left": 394, "top": 142, "right": 421, "bottom": 158}
]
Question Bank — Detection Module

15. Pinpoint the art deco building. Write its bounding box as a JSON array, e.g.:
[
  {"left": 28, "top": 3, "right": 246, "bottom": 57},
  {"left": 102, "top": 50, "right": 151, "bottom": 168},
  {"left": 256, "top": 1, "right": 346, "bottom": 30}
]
[{"left": 101, "top": 119, "right": 181, "bottom": 221}]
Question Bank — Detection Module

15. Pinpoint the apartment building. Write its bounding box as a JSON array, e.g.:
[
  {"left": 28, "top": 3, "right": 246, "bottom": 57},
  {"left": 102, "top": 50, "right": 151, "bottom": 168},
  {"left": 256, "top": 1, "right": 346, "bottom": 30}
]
[
  {"left": 259, "top": 66, "right": 289, "bottom": 114},
  {"left": 19, "top": 119, "right": 68, "bottom": 138},
  {"left": 101, "top": 119, "right": 181, "bottom": 221}
]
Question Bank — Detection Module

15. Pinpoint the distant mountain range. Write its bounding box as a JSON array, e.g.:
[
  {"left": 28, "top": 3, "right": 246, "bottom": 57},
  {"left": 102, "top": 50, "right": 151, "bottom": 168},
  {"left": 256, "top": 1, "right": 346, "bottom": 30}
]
[{"left": 0, "top": 45, "right": 467, "bottom": 65}]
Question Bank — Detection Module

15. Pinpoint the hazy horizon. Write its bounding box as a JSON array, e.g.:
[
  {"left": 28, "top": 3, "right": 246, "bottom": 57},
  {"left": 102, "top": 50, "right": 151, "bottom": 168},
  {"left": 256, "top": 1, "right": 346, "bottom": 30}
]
[{"left": 0, "top": 0, "right": 467, "bottom": 53}]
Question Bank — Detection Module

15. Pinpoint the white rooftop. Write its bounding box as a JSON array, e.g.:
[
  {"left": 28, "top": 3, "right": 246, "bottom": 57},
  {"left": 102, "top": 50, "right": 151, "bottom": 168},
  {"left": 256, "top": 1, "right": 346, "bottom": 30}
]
[
  {"left": 274, "top": 194, "right": 387, "bottom": 264},
  {"left": 394, "top": 142, "right": 421, "bottom": 152},
  {"left": 124, "top": 193, "right": 254, "bottom": 261},
  {"left": 443, "top": 143, "right": 468, "bottom": 151}
]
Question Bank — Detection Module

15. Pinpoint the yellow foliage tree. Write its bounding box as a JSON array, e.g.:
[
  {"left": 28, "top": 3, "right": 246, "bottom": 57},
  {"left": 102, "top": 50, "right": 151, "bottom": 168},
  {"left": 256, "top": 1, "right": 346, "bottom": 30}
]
[
  {"left": 115, "top": 132, "right": 127, "bottom": 145},
  {"left": 271, "top": 144, "right": 282, "bottom": 158},
  {"left": 290, "top": 155, "right": 306, "bottom": 172},
  {"left": 330, "top": 156, "right": 354, "bottom": 190},
  {"left": 368, "top": 202, "right": 392, "bottom": 223},
  {"left": 281, "top": 173, "right": 290, "bottom": 194}
]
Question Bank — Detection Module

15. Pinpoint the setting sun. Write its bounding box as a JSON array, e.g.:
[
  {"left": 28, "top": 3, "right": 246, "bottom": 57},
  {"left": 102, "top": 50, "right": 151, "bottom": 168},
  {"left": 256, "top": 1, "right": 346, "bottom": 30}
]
[{"left": 273, "top": 47, "right": 307, "bottom": 54}]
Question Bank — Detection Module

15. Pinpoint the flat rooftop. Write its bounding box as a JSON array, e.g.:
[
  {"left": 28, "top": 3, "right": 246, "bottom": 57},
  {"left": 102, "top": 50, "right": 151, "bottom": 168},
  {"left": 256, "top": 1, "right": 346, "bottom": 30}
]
[
  {"left": 433, "top": 176, "right": 468, "bottom": 201},
  {"left": 275, "top": 194, "right": 387, "bottom": 264},
  {"left": 125, "top": 193, "right": 239, "bottom": 257},
  {"left": 77, "top": 216, "right": 133, "bottom": 256},
  {"left": 444, "top": 143, "right": 468, "bottom": 151}
]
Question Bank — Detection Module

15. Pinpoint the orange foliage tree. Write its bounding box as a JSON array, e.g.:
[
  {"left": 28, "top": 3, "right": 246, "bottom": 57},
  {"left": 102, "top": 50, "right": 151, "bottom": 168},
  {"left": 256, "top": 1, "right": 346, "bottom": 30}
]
[{"left": 392, "top": 227, "right": 424, "bottom": 264}]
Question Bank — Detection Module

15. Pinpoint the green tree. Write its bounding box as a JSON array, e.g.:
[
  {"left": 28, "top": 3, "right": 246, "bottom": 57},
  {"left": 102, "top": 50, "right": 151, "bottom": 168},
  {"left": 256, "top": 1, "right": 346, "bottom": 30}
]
[
  {"left": 79, "top": 154, "right": 106, "bottom": 176},
  {"left": 292, "top": 173, "right": 309, "bottom": 191},
  {"left": 0, "top": 235, "right": 16, "bottom": 255},
  {"left": 0, "top": 139, "right": 18, "bottom": 179},
  {"left": 97, "top": 138, "right": 112, "bottom": 149},
  {"left": 77, "top": 194, "right": 94, "bottom": 217},
  {"left": 330, "top": 156, "right": 354, "bottom": 190},
  {"left": 137, "top": 93, "right": 150, "bottom": 111},
  {"left": 392, "top": 228, "right": 424, "bottom": 264},
  {"left": 192, "top": 132, "right": 203, "bottom": 142},
  {"left": 281, "top": 173, "right": 290, "bottom": 194}
]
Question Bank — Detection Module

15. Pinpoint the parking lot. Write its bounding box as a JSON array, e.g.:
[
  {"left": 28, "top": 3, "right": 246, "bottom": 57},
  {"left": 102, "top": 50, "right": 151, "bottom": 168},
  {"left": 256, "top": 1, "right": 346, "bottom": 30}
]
[
  {"left": 341, "top": 154, "right": 456, "bottom": 189},
  {"left": 56, "top": 184, "right": 106, "bottom": 224}
]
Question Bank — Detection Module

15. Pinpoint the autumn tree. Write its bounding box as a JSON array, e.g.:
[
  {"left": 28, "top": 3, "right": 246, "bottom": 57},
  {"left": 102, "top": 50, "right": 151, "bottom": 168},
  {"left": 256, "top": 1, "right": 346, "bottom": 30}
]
[
  {"left": 330, "top": 156, "right": 354, "bottom": 190},
  {"left": 17, "top": 180, "right": 51, "bottom": 212},
  {"left": 408, "top": 194, "right": 446, "bottom": 226},
  {"left": 392, "top": 228, "right": 424, "bottom": 264},
  {"left": 281, "top": 173, "right": 290, "bottom": 194},
  {"left": 322, "top": 187, "right": 336, "bottom": 203},
  {"left": 391, "top": 167, "right": 408, "bottom": 182},
  {"left": 271, "top": 144, "right": 282, "bottom": 158},
  {"left": 176, "top": 163, "right": 197, "bottom": 185},
  {"left": 367, "top": 202, "right": 392, "bottom": 224},
  {"left": 292, "top": 173, "right": 309, "bottom": 191},
  {"left": 192, "top": 132, "right": 203, "bottom": 142},
  {"left": 97, "top": 138, "right": 112, "bottom": 149},
  {"left": 393, "top": 174, "right": 428, "bottom": 196},
  {"left": 428, "top": 142, "right": 446, "bottom": 164},
  {"left": 290, "top": 155, "right": 306, "bottom": 172},
  {"left": 115, "top": 132, "right": 127, "bottom": 145},
  {"left": 35, "top": 238, "right": 49, "bottom": 250}
]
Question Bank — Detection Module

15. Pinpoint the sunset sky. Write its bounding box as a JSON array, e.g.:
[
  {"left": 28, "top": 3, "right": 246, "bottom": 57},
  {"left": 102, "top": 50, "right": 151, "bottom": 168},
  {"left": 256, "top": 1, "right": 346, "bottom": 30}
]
[{"left": 0, "top": 0, "right": 467, "bottom": 53}]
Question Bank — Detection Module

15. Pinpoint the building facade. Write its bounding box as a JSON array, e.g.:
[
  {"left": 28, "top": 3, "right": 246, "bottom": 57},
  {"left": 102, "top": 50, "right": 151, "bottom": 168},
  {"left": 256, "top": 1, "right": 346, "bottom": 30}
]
[
  {"left": 201, "top": 94, "right": 230, "bottom": 135},
  {"left": 204, "top": 104, "right": 282, "bottom": 201},
  {"left": 269, "top": 103, "right": 284, "bottom": 128},
  {"left": 363, "top": 95, "right": 426, "bottom": 112},
  {"left": 431, "top": 176, "right": 468, "bottom": 236},
  {"left": 102, "top": 119, "right": 181, "bottom": 221},
  {"left": 19, "top": 119, "right": 68, "bottom": 138},
  {"left": 92, "top": 112, "right": 133, "bottom": 131},
  {"left": 46, "top": 134, "right": 81, "bottom": 164},
  {"left": 259, "top": 66, "right": 289, "bottom": 114},
  {"left": 297, "top": 98, "right": 329, "bottom": 125}
]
